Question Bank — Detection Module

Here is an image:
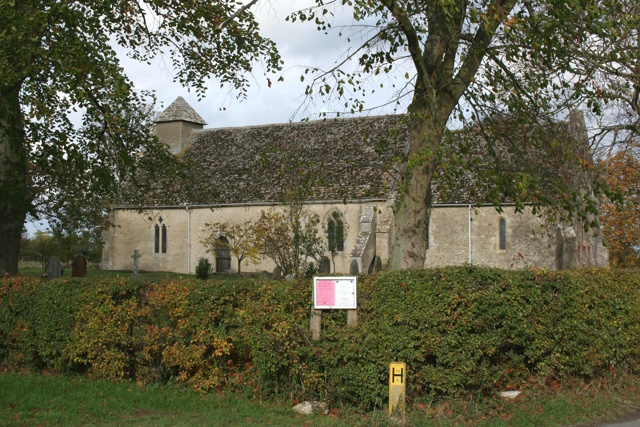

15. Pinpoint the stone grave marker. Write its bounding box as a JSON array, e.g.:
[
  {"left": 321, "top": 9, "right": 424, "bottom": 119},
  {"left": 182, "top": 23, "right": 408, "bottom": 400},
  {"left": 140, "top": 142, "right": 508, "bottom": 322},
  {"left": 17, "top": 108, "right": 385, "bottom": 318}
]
[
  {"left": 72, "top": 254, "right": 88, "bottom": 278},
  {"left": 318, "top": 257, "right": 331, "bottom": 274},
  {"left": 47, "top": 256, "right": 62, "bottom": 279},
  {"left": 131, "top": 250, "right": 141, "bottom": 279}
]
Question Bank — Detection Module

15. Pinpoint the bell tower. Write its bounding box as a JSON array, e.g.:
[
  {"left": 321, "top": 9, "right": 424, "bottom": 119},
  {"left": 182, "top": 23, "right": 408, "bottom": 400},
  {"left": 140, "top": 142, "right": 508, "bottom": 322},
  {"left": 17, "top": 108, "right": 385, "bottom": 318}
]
[{"left": 154, "top": 96, "right": 207, "bottom": 154}]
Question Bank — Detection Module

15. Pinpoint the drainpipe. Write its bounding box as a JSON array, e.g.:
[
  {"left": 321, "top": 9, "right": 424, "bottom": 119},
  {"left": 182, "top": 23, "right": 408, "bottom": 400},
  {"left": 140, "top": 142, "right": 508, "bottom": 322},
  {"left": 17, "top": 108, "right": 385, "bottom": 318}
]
[
  {"left": 186, "top": 205, "right": 191, "bottom": 275},
  {"left": 468, "top": 204, "right": 472, "bottom": 264}
]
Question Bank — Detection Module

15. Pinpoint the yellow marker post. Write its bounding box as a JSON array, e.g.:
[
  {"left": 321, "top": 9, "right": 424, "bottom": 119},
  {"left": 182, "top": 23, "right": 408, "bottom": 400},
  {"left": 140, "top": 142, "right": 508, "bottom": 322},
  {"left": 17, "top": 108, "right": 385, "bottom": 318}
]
[{"left": 389, "top": 362, "right": 406, "bottom": 423}]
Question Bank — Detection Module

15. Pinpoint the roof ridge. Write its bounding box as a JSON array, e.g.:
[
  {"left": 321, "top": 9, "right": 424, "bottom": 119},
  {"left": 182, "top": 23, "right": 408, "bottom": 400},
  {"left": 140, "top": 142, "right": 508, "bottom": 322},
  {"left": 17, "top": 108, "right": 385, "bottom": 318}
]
[{"left": 196, "top": 113, "right": 406, "bottom": 133}]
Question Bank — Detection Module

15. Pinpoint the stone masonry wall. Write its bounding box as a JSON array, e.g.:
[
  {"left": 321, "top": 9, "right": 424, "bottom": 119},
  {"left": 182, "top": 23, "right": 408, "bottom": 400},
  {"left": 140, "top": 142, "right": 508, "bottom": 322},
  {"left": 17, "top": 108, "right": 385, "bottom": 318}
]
[
  {"left": 102, "top": 202, "right": 385, "bottom": 275},
  {"left": 425, "top": 206, "right": 558, "bottom": 270}
]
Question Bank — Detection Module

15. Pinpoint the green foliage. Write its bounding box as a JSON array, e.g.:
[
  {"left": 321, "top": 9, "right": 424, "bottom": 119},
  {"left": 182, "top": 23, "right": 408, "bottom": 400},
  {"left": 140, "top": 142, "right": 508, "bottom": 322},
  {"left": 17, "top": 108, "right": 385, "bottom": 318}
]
[
  {"left": 20, "top": 229, "right": 103, "bottom": 268},
  {"left": 324, "top": 210, "right": 347, "bottom": 273},
  {"left": 288, "top": 0, "right": 635, "bottom": 269},
  {"left": 3, "top": 268, "right": 640, "bottom": 411},
  {"left": 0, "top": 277, "right": 87, "bottom": 372},
  {"left": 135, "top": 281, "right": 242, "bottom": 392},
  {"left": 0, "top": 0, "right": 282, "bottom": 275},
  {"left": 600, "top": 148, "right": 640, "bottom": 267},
  {"left": 254, "top": 199, "right": 324, "bottom": 278},
  {"left": 201, "top": 220, "right": 261, "bottom": 275},
  {"left": 26, "top": 231, "right": 61, "bottom": 271},
  {"left": 195, "top": 258, "right": 212, "bottom": 280}
]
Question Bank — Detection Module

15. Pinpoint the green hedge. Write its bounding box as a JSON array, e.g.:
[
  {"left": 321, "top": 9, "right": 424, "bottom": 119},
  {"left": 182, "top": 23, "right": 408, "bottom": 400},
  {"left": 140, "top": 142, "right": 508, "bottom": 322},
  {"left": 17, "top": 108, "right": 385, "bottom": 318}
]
[{"left": 1, "top": 267, "right": 639, "bottom": 409}]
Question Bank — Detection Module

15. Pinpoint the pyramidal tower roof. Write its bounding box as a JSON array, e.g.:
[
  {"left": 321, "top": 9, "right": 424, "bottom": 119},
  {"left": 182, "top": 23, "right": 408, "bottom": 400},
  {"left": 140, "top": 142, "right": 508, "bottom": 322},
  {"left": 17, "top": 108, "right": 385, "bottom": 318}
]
[{"left": 155, "top": 96, "right": 207, "bottom": 125}]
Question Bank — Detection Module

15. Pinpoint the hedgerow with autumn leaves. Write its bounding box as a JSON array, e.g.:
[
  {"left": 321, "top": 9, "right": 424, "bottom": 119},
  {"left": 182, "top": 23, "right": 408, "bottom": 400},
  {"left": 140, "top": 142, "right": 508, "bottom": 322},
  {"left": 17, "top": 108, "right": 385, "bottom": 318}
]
[{"left": 1, "top": 267, "right": 640, "bottom": 410}]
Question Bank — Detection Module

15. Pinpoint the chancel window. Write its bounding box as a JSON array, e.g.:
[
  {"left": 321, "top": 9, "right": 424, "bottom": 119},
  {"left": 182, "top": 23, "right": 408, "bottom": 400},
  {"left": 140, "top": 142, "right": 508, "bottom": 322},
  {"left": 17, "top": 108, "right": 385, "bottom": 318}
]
[
  {"left": 154, "top": 216, "right": 167, "bottom": 254},
  {"left": 327, "top": 212, "right": 344, "bottom": 253},
  {"left": 499, "top": 217, "right": 506, "bottom": 251}
]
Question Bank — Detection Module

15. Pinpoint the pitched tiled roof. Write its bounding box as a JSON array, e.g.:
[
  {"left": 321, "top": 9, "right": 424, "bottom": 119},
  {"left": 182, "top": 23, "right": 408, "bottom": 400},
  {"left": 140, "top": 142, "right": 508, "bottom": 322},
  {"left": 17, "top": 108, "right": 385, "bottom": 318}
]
[
  {"left": 155, "top": 97, "right": 207, "bottom": 125},
  {"left": 122, "top": 115, "right": 409, "bottom": 206},
  {"left": 121, "top": 112, "right": 590, "bottom": 207},
  {"left": 180, "top": 115, "right": 408, "bottom": 204}
]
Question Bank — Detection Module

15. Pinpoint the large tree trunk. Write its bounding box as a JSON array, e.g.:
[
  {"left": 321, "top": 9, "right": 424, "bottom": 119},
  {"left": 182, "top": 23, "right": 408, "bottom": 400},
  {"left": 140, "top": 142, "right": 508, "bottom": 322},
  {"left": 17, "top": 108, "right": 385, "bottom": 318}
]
[
  {"left": 388, "top": 106, "right": 449, "bottom": 270},
  {"left": 0, "top": 83, "right": 28, "bottom": 276}
]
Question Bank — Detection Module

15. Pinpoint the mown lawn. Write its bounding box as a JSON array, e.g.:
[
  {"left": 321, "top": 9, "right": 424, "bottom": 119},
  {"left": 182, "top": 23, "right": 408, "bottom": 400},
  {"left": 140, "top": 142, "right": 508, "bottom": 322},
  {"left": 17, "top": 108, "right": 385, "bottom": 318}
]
[{"left": 2, "top": 372, "right": 640, "bottom": 426}]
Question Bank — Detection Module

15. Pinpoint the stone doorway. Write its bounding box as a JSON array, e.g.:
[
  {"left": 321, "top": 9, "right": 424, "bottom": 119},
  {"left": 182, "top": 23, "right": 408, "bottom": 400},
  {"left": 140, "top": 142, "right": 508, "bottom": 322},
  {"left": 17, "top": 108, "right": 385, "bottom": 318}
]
[{"left": 216, "top": 237, "right": 231, "bottom": 272}]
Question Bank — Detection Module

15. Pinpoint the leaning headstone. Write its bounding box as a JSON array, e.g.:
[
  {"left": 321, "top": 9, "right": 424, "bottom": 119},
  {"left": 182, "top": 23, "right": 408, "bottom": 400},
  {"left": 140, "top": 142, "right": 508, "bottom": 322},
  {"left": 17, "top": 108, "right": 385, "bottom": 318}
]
[
  {"left": 272, "top": 266, "right": 282, "bottom": 280},
  {"left": 131, "top": 249, "right": 141, "bottom": 279},
  {"left": 47, "top": 256, "right": 62, "bottom": 280},
  {"left": 72, "top": 254, "right": 88, "bottom": 278},
  {"left": 260, "top": 270, "right": 271, "bottom": 280},
  {"left": 318, "top": 257, "right": 331, "bottom": 274}
]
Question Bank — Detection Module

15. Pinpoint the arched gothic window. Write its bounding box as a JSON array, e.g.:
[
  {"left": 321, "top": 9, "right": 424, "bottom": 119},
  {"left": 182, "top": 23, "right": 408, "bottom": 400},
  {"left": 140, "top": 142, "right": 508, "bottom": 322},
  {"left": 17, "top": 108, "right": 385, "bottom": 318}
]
[
  {"left": 154, "top": 216, "right": 167, "bottom": 254},
  {"left": 327, "top": 211, "right": 344, "bottom": 253},
  {"left": 216, "top": 236, "right": 231, "bottom": 272},
  {"left": 499, "top": 217, "right": 506, "bottom": 251}
]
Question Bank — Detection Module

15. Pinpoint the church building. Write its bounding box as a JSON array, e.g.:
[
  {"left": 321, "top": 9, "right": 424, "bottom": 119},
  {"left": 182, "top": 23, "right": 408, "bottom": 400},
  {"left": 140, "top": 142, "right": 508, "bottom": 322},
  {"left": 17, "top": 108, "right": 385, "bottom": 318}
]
[{"left": 101, "top": 97, "right": 608, "bottom": 275}]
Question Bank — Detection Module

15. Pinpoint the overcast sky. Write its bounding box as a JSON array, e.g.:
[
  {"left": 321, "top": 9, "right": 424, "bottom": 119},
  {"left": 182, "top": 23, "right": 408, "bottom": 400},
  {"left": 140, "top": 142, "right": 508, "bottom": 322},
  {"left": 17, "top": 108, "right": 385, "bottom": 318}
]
[{"left": 122, "top": 0, "right": 411, "bottom": 128}]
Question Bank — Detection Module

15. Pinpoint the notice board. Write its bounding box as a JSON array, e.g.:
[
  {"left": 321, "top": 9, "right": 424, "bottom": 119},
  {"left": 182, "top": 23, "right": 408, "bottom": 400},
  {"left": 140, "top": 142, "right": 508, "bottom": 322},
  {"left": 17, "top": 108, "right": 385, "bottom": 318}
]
[{"left": 313, "top": 276, "right": 357, "bottom": 309}]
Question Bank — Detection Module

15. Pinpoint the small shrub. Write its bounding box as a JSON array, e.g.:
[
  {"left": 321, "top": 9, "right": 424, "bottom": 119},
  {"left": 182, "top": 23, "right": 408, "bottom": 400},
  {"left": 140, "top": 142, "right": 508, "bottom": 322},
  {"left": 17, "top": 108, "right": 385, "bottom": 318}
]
[
  {"left": 195, "top": 258, "right": 211, "bottom": 280},
  {"left": 302, "top": 261, "right": 318, "bottom": 279}
]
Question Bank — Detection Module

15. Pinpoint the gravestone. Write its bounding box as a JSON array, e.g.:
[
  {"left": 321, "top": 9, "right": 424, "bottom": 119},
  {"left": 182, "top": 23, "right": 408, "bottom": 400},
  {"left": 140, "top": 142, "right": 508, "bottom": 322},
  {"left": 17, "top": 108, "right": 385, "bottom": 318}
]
[
  {"left": 47, "top": 256, "right": 62, "bottom": 279},
  {"left": 368, "top": 256, "right": 382, "bottom": 274},
  {"left": 72, "top": 254, "right": 88, "bottom": 278},
  {"left": 272, "top": 266, "right": 282, "bottom": 280},
  {"left": 131, "top": 249, "right": 141, "bottom": 279},
  {"left": 318, "top": 257, "right": 331, "bottom": 274}
]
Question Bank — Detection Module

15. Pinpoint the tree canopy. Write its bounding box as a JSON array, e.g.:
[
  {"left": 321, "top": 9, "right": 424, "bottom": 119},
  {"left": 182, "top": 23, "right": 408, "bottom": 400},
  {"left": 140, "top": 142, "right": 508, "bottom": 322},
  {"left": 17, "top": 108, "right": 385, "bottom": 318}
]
[
  {"left": 600, "top": 148, "right": 640, "bottom": 267},
  {"left": 0, "top": 0, "right": 281, "bottom": 274},
  {"left": 288, "top": 0, "right": 633, "bottom": 268}
]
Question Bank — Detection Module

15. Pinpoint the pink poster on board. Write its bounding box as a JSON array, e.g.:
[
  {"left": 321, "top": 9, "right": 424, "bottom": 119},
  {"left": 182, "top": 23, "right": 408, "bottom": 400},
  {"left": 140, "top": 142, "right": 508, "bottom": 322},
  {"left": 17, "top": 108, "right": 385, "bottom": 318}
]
[{"left": 316, "top": 280, "right": 335, "bottom": 306}]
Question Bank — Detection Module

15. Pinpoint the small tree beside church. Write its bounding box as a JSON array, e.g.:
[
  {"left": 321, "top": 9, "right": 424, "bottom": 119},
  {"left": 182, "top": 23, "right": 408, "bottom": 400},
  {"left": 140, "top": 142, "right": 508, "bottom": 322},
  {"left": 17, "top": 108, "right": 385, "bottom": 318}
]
[
  {"left": 254, "top": 202, "right": 323, "bottom": 278},
  {"left": 324, "top": 210, "right": 348, "bottom": 274},
  {"left": 201, "top": 220, "right": 261, "bottom": 275}
]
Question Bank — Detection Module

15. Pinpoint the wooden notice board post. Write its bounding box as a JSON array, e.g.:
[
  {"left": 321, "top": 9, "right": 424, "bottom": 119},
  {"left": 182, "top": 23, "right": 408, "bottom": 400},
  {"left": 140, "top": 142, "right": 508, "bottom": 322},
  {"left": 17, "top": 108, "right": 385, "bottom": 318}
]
[{"left": 311, "top": 276, "right": 357, "bottom": 340}]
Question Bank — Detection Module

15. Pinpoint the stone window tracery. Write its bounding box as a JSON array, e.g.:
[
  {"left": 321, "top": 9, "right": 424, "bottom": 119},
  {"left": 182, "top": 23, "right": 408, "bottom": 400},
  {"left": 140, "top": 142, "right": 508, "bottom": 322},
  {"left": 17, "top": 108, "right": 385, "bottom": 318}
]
[
  {"left": 499, "top": 217, "right": 507, "bottom": 251},
  {"left": 327, "top": 211, "right": 344, "bottom": 253},
  {"left": 154, "top": 216, "right": 167, "bottom": 254}
]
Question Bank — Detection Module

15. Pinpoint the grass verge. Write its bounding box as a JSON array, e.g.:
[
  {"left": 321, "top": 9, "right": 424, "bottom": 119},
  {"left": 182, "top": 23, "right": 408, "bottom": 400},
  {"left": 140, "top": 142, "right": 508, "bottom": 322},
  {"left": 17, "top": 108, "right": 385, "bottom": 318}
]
[
  {"left": 2, "top": 372, "right": 640, "bottom": 426},
  {"left": 0, "top": 372, "right": 336, "bottom": 427}
]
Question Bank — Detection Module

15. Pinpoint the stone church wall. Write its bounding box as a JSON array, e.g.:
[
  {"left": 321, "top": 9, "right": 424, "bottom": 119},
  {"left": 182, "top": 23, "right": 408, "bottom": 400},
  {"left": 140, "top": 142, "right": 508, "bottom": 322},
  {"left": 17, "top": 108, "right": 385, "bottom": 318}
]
[
  {"left": 103, "top": 202, "right": 607, "bottom": 274},
  {"left": 425, "top": 206, "right": 557, "bottom": 269},
  {"left": 102, "top": 201, "right": 386, "bottom": 275}
]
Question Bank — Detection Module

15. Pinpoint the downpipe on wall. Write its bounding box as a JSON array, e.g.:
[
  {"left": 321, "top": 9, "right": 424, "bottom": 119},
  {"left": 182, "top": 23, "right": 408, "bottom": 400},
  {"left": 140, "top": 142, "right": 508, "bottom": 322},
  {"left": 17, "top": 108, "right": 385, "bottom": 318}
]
[
  {"left": 468, "top": 204, "right": 472, "bottom": 264},
  {"left": 186, "top": 205, "right": 191, "bottom": 275}
]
